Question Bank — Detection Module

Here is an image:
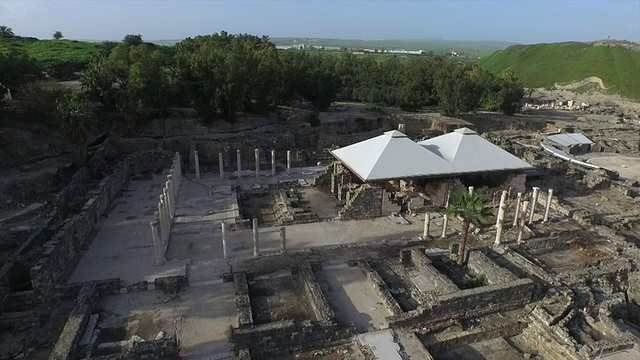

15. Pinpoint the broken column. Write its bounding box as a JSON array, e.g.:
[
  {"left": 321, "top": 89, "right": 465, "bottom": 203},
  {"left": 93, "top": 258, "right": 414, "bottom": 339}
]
[
  {"left": 280, "top": 227, "right": 286, "bottom": 253},
  {"left": 219, "top": 152, "right": 224, "bottom": 179},
  {"left": 441, "top": 187, "right": 451, "bottom": 238},
  {"left": 423, "top": 213, "right": 430, "bottom": 239},
  {"left": 517, "top": 201, "right": 529, "bottom": 243},
  {"left": 271, "top": 149, "right": 276, "bottom": 176},
  {"left": 252, "top": 218, "right": 259, "bottom": 257},
  {"left": 468, "top": 186, "right": 474, "bottom": 195},
  {"left": 528, "top": 187, "right": 540, "bottom": 224},
  {"left": 494, "top": 190, "right": 507, "bottom": 245},
  {"left": 513, "top": 192, "right": 522, "bottom": 227},
  {"left": 221, "top": 221, "right": 227, "bottom": 259},
  {"left": 194, "top": 150, "right": 200, "bottom": 180},
  {"left": 255, "top": 148, "right": 260, "bottom": 177},
  {"left": 286, "top": 150, "right": 291, "bottom": 172},
  {"left": 237, "top": 149, "right": 242, "bottom": 176},
  {"left": 543, "top": 188, "right": 554, "bottom": 223},
  {"left": 150, "top": 220, "right": 164, "bottom": 266}
]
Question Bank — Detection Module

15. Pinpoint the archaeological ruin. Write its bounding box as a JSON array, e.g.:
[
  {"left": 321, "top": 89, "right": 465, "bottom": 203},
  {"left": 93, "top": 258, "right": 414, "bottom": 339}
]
[{"left": 1, "top": 101, "right": 640, "bottom": 359}]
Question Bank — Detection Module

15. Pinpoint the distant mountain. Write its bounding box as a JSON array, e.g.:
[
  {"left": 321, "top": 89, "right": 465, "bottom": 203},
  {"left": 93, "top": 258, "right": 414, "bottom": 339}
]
[{"left": 478, "top": 41, "right": 640, "bottom": 100}]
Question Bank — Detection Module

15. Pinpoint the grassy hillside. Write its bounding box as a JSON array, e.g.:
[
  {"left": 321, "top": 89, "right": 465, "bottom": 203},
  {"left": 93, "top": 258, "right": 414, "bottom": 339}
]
[
  {"left": 477, "top": 42, "right": 640, "bottom": 100},
  {"left": 0, "top": 37, "right": 101, "bottom": 78}
]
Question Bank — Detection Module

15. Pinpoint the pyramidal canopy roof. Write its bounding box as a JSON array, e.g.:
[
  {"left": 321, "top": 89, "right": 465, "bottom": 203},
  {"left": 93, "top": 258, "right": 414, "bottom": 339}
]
[
  {"left": 330, "top": 130, "right": 454, "bottom": 181},
  {"left": 418, "top": 128, "right": 533, "bottom": 174},
  {"left": 330, "top": 128, "right": 533, "bottom": 182}
]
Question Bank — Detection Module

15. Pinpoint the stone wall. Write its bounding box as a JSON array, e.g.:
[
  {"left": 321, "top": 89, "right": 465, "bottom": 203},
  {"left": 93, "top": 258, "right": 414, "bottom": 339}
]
[
  {"left": 299, "top": 263, "right": 336, "bottom": 326},
  {"left": 89, "top": 338, "right": 179, "bottom": 359},
  {"left": 358, "top": 261, "right": 403, "bottom": 316},
  {"left": 232, "top": 320, "right": 353, "bottom": 358},
  {"left": 466, "top": 251, "right": 518, "bottom": 285},
  {"left": 421, "top": 320, "right": 528, "bottom": 353},
  {"left": 29, "top": 150, "right": 173, "bottom": 299},
  {"left": 49, "top": 283, "right": 97, "bottom": 360},
  {"left": 233, "top": 272, "right": 253, "bottom": 328},
  {"left": 435, "top": 278, "right": 535, "bottom": 318},
  {"left": 410, "top": 249, "right": 459, "bottom": 295},
  {"left": 339, "top": 185, "right": 383, "bottom": 220}
]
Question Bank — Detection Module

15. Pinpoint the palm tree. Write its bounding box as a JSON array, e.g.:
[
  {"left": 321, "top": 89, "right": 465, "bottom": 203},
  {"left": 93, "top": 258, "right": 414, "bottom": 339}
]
[
  {"left": 55, "top": 94, "right": 96, "bottom": 166},
  {"left": 0, "top": 26, "right": 15, "bottom": 38},
  {"left": 443, "top": 192, "right": 493, "bottom": 265}
]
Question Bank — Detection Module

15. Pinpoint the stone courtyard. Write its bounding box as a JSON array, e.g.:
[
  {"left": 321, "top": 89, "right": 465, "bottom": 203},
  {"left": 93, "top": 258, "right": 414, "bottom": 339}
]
[{"left": 1, "top": 103, "right": 640, "bottom": 359}]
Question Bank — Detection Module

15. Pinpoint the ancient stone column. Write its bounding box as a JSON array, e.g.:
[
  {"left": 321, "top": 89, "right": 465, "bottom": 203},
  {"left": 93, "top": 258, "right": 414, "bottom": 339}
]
[
  {"left": 163, "top": 187, "right": 171, "bottom": 218},
  {"left": 150, "top": 220, "right": 164, "bottom": 266},
  {"left": 529, "top": 187, "right": 540, "bottom": 224},
  {"left": 423, "top": 213, "right": 430, "bottom": 239},
  {"left": 517, "top": 201, "right": 529, "bottom": 243},
  {"left": 271, "top": 149, "right": 276, "bottom": 176},
  {"left": 513, "top": 192, "right": 523, "bottom": 227},
  {"left": 194, "top": 150, "right": 200, "bottom": 180},
  {"left": 237, "top": 149, "right": 242, "bottom": 176},
  {"left": 255, "top": 148, "right": 260, "bottom": 178},
  {"left": 280, "top": 227, "right": 286, "bottom": 253},
  {"left": 543, "top": 188, "right": 554, "bottom": 223},
  {"left": 252, "top": 218, "right": 259, "bottom": 257},
  {"left": 221, "top": 221, "right": 228, "bottom": 259},
  {"left": 158, "top": 194, "right": 167, "bottom": 243},
  {"left": 175, "top": 152, "right": 182, "bottom": 175},
  {"left": 494, "top": 190, "right": 508, "bottom": 245},
  {"left": 441, "top": 188, "right": 451, "bottom": 238},
  {"left": 286, "top": 150, "right": 291, "bottom": 172},
  {"left": 468, "top": 186, "right": 474, "bottom": 195},
  {"left": 219, "top": 152, "right": 224, "bottom": 179}
]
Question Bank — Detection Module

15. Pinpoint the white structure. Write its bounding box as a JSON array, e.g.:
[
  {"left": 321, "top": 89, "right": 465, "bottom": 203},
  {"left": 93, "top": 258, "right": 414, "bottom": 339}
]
[{"left": 330, "top": 128, "right": 533, "bottom": 182}]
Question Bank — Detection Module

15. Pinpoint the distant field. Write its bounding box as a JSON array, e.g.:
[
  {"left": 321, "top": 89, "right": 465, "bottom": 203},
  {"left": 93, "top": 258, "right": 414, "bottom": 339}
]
[
  {"left": 270, "top": 38, "right": 515, "bottom": 57},
  {"left": 151, "top": 37, "right": 514, "bottom": 57},
  {"left": 478, "top": 42, "right": 640, "bottom": 100}
]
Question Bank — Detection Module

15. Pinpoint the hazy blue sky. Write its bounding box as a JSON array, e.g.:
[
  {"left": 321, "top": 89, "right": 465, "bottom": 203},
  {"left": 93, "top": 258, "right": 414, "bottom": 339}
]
[{"left": 1, "top": 0, "right": 638, "bottom": 43}]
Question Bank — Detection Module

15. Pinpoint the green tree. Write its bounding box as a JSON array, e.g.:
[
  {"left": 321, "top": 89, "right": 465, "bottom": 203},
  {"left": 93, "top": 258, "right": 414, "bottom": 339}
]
[
  {"left": 123, "top": 34, "right": 143, "bottom": 46},
  {"left": 55, "top": 94, "right": 96, "bottom": 166},
  {"left": 443, "top": 192, "right": 492, "bottom": 265},
  {"left": 435, "top": 63, "right": 481, "bottom": 117},
  {"left": 53, "top": 31, "right": 64, "bottom": 40},
  {"left": 0, "top": 26, "right": 14, "bottom": 38},
  {"left": 0, "top": 51, "right": 42, "bottom": 96}
]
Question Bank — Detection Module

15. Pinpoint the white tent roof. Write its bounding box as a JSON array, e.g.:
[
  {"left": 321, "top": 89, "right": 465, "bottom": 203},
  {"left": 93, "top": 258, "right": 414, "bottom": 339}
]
[
  {"left": 330, "top": 130, "right": 454, "bottom": 181},
  {"left": 546, "top": 133, "right": 593, "bottom": 147},
  {"left": 418, "top": 128, "right": 533, "bottom": 174}
]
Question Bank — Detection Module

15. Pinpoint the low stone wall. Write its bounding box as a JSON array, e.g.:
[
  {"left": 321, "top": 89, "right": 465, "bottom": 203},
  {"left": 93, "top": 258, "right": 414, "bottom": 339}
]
[
  {"left": 358, "top": 260, "right": 403, "bottom": 316},
  {"left": 466, "top": 251, "right": 518, "bottom": 285},
  {"left": 49, "top": 283, "right": 97, "bottom": 360},
  {"left": 90, "top": 338, "right": 179, "bottom": 359},
  {"left": 299, "top": 263, "right": 336, "bottom": 325},
  {"left": 233, "top": 272, "right": 253, "bottom": 328},
  {"left": 29, "top": 150, "right": 173, "bottom": 299},
  {"left": 435, "top": 278, "right": 535, "bottom": 318},
  {"left": 232, "top": 320, "right": 353, "bottom": 358},
  {"left": 422, "top": 320, "right": 528, "bottom": 353},
  {"left": 339, "top": 185, "right": 383, "bottom": 220},
  {"left": 410, "top": 249, "right": 459, "bottom": 295}
]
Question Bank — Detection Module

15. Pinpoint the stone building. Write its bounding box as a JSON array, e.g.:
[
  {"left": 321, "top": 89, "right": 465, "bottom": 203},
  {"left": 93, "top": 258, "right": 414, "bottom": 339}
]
[{"left": 328, "top": 128, "right": 533, "bottom": 219}]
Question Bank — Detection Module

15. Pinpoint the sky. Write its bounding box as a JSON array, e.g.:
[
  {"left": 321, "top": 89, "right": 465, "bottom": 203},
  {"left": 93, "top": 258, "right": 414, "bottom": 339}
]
[{"left": 0, "top": 0, "right": 638, "bottom": 44}]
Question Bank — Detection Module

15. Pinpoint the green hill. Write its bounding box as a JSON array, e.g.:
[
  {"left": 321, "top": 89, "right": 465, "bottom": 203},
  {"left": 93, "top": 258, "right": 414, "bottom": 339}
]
[
  {"left": 0, "top": 37, "right": 101, "bottom": 79},
  {"left": 477, "top": 42, "right": 640, "bottom": 100}
]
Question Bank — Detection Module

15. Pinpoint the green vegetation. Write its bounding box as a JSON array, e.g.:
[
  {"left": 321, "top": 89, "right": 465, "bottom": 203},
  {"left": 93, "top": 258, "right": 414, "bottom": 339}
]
[
  {"left": 0, "top": 37, "right": 101, "bottom": 79},
  {"left": 444, "top": 192, "right": 492, "bottom": 265},
  {"left": 478, "top": 42, "right": 640, "bottom": 100},
  {"left": 55, "top": 94, "right": 96, "bottom": 166}
]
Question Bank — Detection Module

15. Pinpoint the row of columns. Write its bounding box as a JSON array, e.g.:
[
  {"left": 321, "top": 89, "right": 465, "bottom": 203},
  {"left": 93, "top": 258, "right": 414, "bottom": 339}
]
[
  {"left": 422, "top": 185, "right": 555, "bottom": 245},
  {"left": 219, "top": 219, "right": 287, "bottom": 260},
  {"left": 192, "top": 149, "right": 294, "bottom": 179},
  {"left": 151, "top": 152, "right": 182, "bottom": 266}
]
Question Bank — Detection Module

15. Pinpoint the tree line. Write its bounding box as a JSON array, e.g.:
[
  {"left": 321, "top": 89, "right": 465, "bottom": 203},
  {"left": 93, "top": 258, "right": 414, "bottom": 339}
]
[{"left": 2, "top": 31, "right": 524, "bottom": 123}]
